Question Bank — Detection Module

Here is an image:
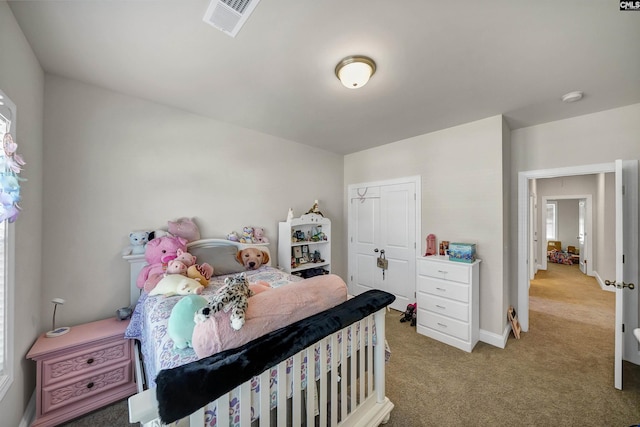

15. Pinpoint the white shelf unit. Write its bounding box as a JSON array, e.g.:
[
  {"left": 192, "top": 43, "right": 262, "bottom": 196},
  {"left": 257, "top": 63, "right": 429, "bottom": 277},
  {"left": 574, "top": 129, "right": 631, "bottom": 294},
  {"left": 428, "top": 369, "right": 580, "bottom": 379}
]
[{"left": 278, "top": 213, "right": 331, "bottom": 277}]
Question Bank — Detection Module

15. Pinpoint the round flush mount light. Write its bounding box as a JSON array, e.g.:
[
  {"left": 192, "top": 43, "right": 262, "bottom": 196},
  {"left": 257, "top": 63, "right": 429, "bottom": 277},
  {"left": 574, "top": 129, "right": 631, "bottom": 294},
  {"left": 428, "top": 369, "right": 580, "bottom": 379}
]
[
  {"left": 561, "top": 91, "right": 584, "bottom": 103},
  {"left": 335, "top": 55, "right": 377, "bottom": 89}
]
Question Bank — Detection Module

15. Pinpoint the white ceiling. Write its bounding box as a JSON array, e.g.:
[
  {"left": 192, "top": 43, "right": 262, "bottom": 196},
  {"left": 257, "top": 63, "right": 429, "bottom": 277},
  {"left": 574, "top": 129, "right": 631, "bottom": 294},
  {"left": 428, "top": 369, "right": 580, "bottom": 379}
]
[{"left": 8, "top": 0, "right": 640, "bottom": 155}]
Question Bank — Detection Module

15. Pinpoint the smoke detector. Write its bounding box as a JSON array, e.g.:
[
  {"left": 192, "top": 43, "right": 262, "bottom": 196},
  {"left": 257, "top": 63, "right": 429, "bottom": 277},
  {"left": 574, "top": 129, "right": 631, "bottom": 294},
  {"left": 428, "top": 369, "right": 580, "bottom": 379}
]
[
  {"left": 203, "top": 0, "right": 262, "bottom": 38},
  {"left": 561, "top": 91, "right": 584, "bottom": 103}
]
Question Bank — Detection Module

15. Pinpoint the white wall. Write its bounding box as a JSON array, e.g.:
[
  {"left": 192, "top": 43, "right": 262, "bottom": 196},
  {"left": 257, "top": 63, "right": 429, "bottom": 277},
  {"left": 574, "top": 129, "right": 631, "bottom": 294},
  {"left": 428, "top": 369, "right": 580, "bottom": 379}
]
[
  {"left": 344, "top": 115, "right": 508, "bottom": 337},
  {"left": 42, "top": 75, "right": 344, "bottom": 327},
  {"left": 510, "top": 103, "right": 640, "bottom": 316},
  {"left": 0, "top": 2, "right": 44, "bottom": 424}
]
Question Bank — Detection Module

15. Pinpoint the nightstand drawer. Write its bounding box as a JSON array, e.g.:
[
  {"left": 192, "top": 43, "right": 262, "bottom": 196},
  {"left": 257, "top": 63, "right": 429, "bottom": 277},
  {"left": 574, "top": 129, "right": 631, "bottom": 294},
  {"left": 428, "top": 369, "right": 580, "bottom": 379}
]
[
  {"left": 418, "top": 259, "right": 470, "bottom": 284},
  {"left": 419, "top": 311, "right": 469, "bottom": 342},
  {"left": 417, "top": 292, "right": 469, "bottom": 322},
  {"left": 42, "top": 360, "right": 133, "bottom": 414},
  {"left": 417, "top": 276, "right": 469, "bottom": 303},
  {"left": 43, "top": 340, "right": 131, "bottom": 386}
]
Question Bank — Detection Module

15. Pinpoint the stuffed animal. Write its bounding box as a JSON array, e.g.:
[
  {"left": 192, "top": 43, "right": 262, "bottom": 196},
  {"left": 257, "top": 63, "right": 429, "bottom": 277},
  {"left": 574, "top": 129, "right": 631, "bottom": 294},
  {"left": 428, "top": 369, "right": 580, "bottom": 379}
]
[
  {"left": 253, "top": 227, "right": 269, "bottom": 244},
  {"left": 168, "top": 295, "right": 209, "bottom": 349},
  {"left": 195, "top": 273, "right": 254, "bottom": 330},
  {"left": 239, "top": 226, "right": 254, "bottom": 244},
  {"left": 122, "top": 230, "right": 150, "bottom": 255},
  {"left": 187, "top": 263, "right": 214, "bottom": 286},
  {"left": 149, "top": 274, "right": 204, "bottom": 297},
  {"left": 137, "top": 235, "right": 188, "bottom": 293},
  {"left": 148, "top": 229, "right": 168, "bottom": 241},
  {"left": 227, "top": 231, "right": 240, "bottom": 242},
  {"left": 175, "top": 249, "right": 197, "bottom": 267},
  {"left": 166, "top": 259, "right": 188, "bottom": 276},
  {"left": 168, "top": 217, "right": 201, "bottom": 242}
]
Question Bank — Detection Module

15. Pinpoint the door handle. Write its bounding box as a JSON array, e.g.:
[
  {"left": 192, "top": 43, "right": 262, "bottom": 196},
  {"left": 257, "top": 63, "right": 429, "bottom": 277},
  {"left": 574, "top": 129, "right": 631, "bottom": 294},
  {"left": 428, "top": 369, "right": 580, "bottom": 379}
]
[{"left": 605, "top": 280, "right": 635, "bottom": 290}]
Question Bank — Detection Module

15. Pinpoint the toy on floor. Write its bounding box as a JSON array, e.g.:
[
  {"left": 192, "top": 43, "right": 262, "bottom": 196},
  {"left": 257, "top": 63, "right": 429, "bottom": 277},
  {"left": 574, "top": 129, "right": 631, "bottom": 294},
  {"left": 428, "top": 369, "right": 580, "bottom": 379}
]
[{"left": 400, "top": 303, "right": 417, "bottom": 326}]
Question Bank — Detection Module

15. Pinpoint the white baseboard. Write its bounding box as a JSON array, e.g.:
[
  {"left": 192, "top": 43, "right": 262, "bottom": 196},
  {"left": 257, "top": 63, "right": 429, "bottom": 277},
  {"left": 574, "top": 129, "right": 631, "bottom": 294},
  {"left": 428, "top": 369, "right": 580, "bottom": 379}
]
[
  {"left": 594, "top": 270, "right": 614, "bottom": 292},
  {"left": 479, "top": 326, "right": 509, "bottom": 349},
  {"left": 19, "top": 390, "right": 35, "bottom": 427}
]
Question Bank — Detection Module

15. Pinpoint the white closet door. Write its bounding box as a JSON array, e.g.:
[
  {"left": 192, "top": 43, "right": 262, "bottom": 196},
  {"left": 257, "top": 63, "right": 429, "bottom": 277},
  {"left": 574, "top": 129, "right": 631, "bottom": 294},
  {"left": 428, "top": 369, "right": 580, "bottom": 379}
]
[{"left": 349, "top": 180, "right": 417, "bottom": 312}]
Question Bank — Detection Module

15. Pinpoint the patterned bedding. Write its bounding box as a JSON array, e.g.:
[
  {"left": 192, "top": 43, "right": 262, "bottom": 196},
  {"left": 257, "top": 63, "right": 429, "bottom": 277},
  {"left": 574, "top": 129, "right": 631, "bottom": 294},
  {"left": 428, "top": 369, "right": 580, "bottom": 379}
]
[
  {"left": 125, "top": 266, "right": 302, "bottom": 387},
  {"left": 125, "top": 266, "right": 380, "bottom": 426}
]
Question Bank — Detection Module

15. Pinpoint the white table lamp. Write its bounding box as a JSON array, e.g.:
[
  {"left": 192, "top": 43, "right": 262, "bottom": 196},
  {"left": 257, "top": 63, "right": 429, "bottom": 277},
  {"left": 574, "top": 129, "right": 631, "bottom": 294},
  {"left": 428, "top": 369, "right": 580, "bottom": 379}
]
[{"left": 46, "top": 298, "right": 71, "bottom": 338}]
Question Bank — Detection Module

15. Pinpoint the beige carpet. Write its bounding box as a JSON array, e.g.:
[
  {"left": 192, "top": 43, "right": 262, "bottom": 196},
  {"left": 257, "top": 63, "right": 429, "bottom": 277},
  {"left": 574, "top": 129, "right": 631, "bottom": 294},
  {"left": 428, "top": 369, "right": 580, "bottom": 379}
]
[{"left": 62, "top": 263, "right": 640, "bottom": 426}]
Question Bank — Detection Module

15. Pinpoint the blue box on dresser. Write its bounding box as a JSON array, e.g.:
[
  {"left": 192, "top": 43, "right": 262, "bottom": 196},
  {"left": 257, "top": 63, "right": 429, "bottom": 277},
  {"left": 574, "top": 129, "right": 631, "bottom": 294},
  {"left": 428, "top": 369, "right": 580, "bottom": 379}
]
[{"left": 448, "top": 242, "right": 476, "bottom": 263}]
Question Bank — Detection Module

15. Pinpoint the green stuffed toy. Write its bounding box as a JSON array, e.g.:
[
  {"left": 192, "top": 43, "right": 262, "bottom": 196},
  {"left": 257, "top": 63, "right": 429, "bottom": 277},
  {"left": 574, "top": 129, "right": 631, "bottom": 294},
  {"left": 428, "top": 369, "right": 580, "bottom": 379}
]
[{"left": 168, "top": 295, "right": 209, "bottom": 349}]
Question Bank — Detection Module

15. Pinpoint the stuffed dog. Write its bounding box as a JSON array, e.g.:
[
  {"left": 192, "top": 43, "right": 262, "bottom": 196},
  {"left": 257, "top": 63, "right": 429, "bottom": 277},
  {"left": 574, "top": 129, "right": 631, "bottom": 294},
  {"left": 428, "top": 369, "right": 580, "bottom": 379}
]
[{"left": 236, "top": 247, "right": 270, "bottom": 270}]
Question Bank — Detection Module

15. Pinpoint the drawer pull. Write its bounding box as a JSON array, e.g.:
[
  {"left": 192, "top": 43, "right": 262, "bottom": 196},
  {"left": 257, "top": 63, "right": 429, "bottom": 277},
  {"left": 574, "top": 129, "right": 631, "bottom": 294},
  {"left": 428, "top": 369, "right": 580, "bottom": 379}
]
[
  {"left": 86, "top": 382, "right": 94, "bottom": 389},
  {"left": 86, "top": 358, "right": 94, "bottom": 365},
  {"left": 437, "top": 322, "right": 447, "bottom": 328},
  {"left": 435, "top": 287, "right": 446, "bottom": 292},
  {"left": 435, "top": 304, "right": 446, "bottom": 309},
  {"left": 437, "top": 270, "right": 448, "bottom": 274}
]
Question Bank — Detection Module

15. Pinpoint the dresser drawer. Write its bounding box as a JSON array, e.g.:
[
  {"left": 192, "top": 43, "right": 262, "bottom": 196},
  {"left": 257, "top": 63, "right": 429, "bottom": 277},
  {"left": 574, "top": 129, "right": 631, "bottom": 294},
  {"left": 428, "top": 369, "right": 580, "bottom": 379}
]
[
  {"left": 417, "top": 276, "right": 469, "bottom": 303},
  {"left": 418, "top": 310, "right": 469, "bottom": 342},
  {"left": 43, "top": 339, "right": 131, "bottom": 386},
  {"left": 42, "top": 360, "right": 134, "bottom": 414},
  {"left": 417, "top": 292, "right": 469, "bottom": 322},
  {"left": 418, "top": 259, "right": 470, "bottom": 284}
]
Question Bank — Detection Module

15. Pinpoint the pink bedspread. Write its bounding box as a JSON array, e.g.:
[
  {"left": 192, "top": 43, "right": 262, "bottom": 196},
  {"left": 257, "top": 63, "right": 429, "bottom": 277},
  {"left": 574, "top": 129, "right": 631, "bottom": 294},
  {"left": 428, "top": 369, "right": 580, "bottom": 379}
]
[{"left": 192, "top": 274, "right": 348, "bottom": 359}]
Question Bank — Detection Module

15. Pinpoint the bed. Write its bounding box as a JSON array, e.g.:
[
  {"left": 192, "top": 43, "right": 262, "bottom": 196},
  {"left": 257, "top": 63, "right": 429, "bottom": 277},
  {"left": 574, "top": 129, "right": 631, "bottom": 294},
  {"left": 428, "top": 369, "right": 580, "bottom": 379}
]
[{"left": 123, "top": 238, "right": 395, "bottom": 426}]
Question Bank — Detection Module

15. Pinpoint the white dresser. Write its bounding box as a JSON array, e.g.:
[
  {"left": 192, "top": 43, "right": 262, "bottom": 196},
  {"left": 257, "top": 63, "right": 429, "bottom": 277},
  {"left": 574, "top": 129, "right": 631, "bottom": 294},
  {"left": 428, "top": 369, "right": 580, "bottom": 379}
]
[{"left": 416, "top": 256, "right": 480, "bottom": 352}]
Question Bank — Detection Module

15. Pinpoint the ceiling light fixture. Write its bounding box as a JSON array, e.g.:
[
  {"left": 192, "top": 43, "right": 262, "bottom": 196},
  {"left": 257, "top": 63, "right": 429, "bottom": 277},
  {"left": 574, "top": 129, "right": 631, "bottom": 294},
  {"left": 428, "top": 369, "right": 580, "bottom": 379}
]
[
  {"left": 335, "top": 56, "right": 376, "bottom": 89},
  {"left": 561, "top": 91, "right": 584, "bottom": 103}
]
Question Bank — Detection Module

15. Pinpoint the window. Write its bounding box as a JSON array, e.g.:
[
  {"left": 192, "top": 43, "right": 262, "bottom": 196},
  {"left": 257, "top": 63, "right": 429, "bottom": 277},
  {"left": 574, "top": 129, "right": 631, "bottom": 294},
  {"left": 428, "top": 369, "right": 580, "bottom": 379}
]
[
  {"left": 0, "top": 89, "right": 16, "bottom": 401},
  {"left": 545, "top": 201, "right": 557, "bottom": 241}
]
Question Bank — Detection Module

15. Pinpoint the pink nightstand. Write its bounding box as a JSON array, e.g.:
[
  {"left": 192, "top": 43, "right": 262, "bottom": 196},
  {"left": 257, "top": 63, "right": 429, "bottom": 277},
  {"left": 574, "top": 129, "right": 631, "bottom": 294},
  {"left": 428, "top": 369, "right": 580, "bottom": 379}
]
[{"left": 27, "top": 317, "right": 137, "bottom": 427}]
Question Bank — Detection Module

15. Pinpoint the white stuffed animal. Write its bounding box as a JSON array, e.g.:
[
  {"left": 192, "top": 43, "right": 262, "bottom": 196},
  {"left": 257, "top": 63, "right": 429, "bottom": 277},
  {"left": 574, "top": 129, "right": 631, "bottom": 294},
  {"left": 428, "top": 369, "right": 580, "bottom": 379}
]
[
  {"left": 194, "top": 273, "right": 253, "bottom": 330},
  {"left": 122, "top": 230, "right": 150, "bottom": 255},
  {"left": 149, "top": 275, "right": 204, "bottom": 297}
]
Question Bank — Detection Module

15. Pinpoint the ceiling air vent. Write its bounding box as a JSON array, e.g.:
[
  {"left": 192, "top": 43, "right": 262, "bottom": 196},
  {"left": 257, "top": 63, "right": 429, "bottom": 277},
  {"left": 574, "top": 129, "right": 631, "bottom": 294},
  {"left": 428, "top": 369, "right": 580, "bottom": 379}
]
[{"left": 203, "top": 0, "right": 262, "bottom": 38}]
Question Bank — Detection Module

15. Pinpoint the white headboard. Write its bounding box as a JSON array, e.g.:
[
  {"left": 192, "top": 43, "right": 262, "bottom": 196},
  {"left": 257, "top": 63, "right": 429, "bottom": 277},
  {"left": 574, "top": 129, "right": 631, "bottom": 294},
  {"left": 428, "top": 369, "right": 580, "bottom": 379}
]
[{"left": 123, "top": 238, "right": 271, "bottom": 306}]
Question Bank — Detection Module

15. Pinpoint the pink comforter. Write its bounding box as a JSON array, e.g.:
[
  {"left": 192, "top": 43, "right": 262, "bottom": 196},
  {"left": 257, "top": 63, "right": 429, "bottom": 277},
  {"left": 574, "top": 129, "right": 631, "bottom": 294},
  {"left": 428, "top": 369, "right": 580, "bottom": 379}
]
[{"left": 192, "top": 274, "right": 348, "bottom": 359}]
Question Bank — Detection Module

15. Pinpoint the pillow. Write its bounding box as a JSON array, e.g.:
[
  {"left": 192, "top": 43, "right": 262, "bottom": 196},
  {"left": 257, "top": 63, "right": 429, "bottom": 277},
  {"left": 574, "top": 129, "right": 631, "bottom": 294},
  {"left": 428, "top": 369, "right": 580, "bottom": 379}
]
[
  {"left": 192, "top": 274, "right": 348, "bottom": 359},
  {"left": 188, "top": 245, "right": 246, "bottom": 276}
]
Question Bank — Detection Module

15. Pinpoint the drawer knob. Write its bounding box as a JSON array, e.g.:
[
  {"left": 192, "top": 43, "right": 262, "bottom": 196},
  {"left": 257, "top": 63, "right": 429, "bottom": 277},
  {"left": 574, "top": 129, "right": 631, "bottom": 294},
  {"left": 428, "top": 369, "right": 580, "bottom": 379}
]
[
  {"left": 435, "top": 304, "right": 446, "bottom": 309},
  {"left": 437, "top": 322, "right": 448, "bottom": 328},
  {"left": 86, "top": 382, "right": 94, "bottom": 389},
  {"left": 86, "top": 358, "right": 94, "bottom": 365},
  {"left": 436, "top": 287, "right": 446, "bottom": 292}
]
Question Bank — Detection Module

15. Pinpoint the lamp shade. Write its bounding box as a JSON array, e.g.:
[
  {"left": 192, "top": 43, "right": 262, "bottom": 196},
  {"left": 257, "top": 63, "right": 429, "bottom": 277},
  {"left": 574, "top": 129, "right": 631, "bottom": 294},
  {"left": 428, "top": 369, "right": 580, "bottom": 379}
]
[{"left": 335, "top": 56, "right": 376, "bottom": 89}]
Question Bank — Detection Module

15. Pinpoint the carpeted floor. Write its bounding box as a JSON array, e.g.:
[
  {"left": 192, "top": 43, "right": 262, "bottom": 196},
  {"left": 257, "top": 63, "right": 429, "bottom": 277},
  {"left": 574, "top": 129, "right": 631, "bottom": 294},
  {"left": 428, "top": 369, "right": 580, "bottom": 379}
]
[{"left": 61, "top": 263, "right": 640, "bottom": 426}]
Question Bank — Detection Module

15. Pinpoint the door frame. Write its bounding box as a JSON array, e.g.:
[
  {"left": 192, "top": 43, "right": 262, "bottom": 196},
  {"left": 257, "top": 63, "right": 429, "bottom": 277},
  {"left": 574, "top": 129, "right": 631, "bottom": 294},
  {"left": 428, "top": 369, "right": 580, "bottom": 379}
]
[
  {"left": 347, "top": 175, "right": 422, "bottom": 298},
  {"left": 539, "top": 194, "right": 593, "bottom": 276},
  {"left": 518, "top": 162, "right": 615, "bottom": 332},
  {"left": 518, "top": 161, "right": 640, "bottom": 372}
]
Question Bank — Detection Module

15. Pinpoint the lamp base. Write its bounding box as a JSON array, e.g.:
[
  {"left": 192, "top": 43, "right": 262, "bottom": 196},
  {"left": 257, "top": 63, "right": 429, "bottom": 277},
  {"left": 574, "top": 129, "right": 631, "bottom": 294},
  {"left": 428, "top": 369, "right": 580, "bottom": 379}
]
[{"left": 46, "top": 327, "right": 70, "bottom": 338}]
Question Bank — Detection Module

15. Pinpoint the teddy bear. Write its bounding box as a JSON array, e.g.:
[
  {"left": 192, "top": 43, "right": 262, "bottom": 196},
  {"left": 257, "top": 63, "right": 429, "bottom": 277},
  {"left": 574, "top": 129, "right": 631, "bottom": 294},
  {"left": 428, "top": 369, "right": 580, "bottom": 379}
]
[
  {"left": 226, "top": 231, "right": 240, "bottom": 242},
  {"left": 122, "top": 230, "right": 150, "bottom": 255},
  {"left": 137, "top": 235, "right": 188, "bottom": 293},
  {"left": 239, "top": 226, "right": 254, "bottom": 244},
  {"left": 194, "top": 273, "right": 253, "bottom": 330},
  {"left": 168, "top": 217, "right": 201, "bottom": 242},
  {"left": 252, "top": 227, "right": 269, "bottom": 244}
]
